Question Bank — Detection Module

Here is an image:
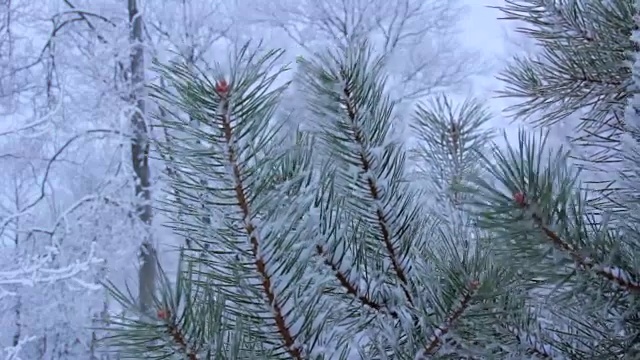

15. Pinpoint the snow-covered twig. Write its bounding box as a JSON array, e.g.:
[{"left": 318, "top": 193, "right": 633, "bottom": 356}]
[
  {"left": 0, "top": 91, "right": 62, "bottom": 137},
  {"left": 0, "top": 241, "right": 104, "bottom": 294},
  {"left": 2, "top": 335, "right": 37, "bottom": 360},
  {"left": 415, "top": 280, "right": 480, "bottom": 359},
  {"left": 0, "top": 128, "right": 130, "bottom": 237}
]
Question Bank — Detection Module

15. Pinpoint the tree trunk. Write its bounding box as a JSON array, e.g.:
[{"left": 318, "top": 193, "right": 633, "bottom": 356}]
[{"left": 128, "top": 0, "right": 156, "bottom": 312}]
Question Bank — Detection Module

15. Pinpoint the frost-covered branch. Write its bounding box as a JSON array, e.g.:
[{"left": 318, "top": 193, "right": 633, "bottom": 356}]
[
  {"left": 416, "top": 280, "right": 479, "bottom": 358},
  {"left": 2, "top": 335, "right": 38, "bottom": 360},
  {"left": 0, "top": 241, "right": 104, "bottom": 298},
  {"left": 251, "top": 0, "right": 479, "bottom": 99},
  {"left": 0, "top": 96, "right": 62, "bottom": 137},
  {"left": 0, "top": 128, "right": 130, "bottom": 237},
  {"left": 512, "top": 191, "right": 640, "bottom": 293}
]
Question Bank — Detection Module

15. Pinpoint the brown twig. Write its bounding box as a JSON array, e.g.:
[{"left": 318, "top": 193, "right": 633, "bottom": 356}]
[
  {"left": 217, "top": 83, "right": 303, "bottom": 359},
  {"left": 515, "top": 194, "right": 640, "bottom": 293},
  {"left": 316, "top": 244, "right": 398, "bottom": 318},
  {"left": 158, "top": 309, "right": 198, "bottom": 360},
  {"left": 502, "top": 324, "right": 553, "bottom": 359},
  {"left": 418, "top": 280, "right": 480, "bottom": 358},
  {"left": 338, "top": 68, "right": 414, "bottom": 306}
]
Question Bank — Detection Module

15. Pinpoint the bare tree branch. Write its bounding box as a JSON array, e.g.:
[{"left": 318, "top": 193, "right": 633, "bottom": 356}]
[
  {"left": 0, "top": 128, "right": 130, "bottom": 237},
  {"left": 248, "top": 0, "right": 481, "bottom": 100},
  {"left": 0, "top": 241, "right": 104, "bottom": 296}
]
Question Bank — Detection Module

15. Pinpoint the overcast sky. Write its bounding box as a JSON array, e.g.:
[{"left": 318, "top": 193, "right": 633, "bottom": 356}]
[{"left": 461, "top": 0, "right": 528, "bottom": 146}]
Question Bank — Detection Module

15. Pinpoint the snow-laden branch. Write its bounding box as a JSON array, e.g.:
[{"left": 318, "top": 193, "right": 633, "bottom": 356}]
[
  {"left": 0, "top": 128, "right": 130, "bottom": 238},
  {"left": 0, "top": 241, "right": 104, "bottom": 299},
  {"left": 25, "top": 193, "right": 131, "bottom": 240},
  {"left": 2, "top": 335, "right": 38, "bottom": 360},
  {"left": 0, "top": 89, "right": 62, "bottom": 137}
]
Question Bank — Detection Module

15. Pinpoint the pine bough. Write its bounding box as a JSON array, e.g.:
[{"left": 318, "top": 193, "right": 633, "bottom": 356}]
[{"left": 99, "top": 41, "right": 640, "bottom": 359}]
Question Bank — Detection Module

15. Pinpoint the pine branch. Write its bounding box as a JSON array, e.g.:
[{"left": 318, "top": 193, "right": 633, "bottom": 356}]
[
  {"left": 416, "top": 279, "right": 480, "bottom": 358},
  {"left": 298, "top": 43, "right": 418, "bottom": 312},
  {"left": 156, "top": 309, "right": 198, "bottom": 360},
  {"left": 144, "top": 43, "right": 325, "bottom": 358},
  {"left": 513, "top": 192, "right": 640, "bottom": 292},
  {"left": 469, "top": 128, "right": 640, "bottom": 356},
  {"left": 336, "top": 67, "right": 414, "bottom": 306},
  {"left": 99, "top": 255, "right": 254, "bottom": 359},
  {"left": 410, "top": 94, "right": 493, "bottom": 208},
  {"left": 501, "top": 323, "right": 553, "bottom": 359},
  {"left": 315, "top": 243, "right": 397, "bottom": 318},
  {"left": 494, "top": 0, "right": 633, "bottom": 184},
  {"left": 216, "top": 82, "right": 304, "bottom": 360}
]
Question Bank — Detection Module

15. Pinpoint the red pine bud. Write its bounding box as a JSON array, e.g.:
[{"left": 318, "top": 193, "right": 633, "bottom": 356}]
[
  {"left": 215, "top": 79, "right": 229, "bottom": 94},
  {"left": 513, "top": 191, "right": 526, "bottom": 207},
  {"left": 157, "top": 308, "right": 169, "bottom": 320},
  {"left": 469, "top": 280, "right": 480, "bottom": 289}
]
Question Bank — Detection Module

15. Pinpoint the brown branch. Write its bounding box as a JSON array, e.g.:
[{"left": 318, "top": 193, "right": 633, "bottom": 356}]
[
  {"left": 11, "top": 1, "right": 115, "bottom": 74},
  {"left": 316, "top": 244, "right": 398, "bottom": 318},
  {"left": 338, "top": 68, "right": 414, "bottom": 306},
  {"left": 501, "top": 324, "right": 553, "bottom": 359},
  {"left": 217, "top": 86, "right": 303, "bottom": 360},
  {"left": 536, "top": 217, "right": 640, "bottom": 292},
  {"left": 418, "top": 280, "right": 479, "bottom": 358},
  {"left": 59, "top": 0, "right": 116, "bottom": 45},
  {"left": 167, "top": 325, "right": 197, "bottom": 360},
  {"left": 516, "top": 195, "right": 640, "bottom": 293},
  {"left": 158, "top": 309, "right": 198, "bottom": 360}
]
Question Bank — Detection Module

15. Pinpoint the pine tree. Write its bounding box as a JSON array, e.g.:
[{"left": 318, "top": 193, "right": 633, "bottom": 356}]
[
  {"left": 97, "top": 42, "right": 518, "bottom": 359},
  {"left": 99, "top": 13, "right": 640, "bottom": 357}
]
